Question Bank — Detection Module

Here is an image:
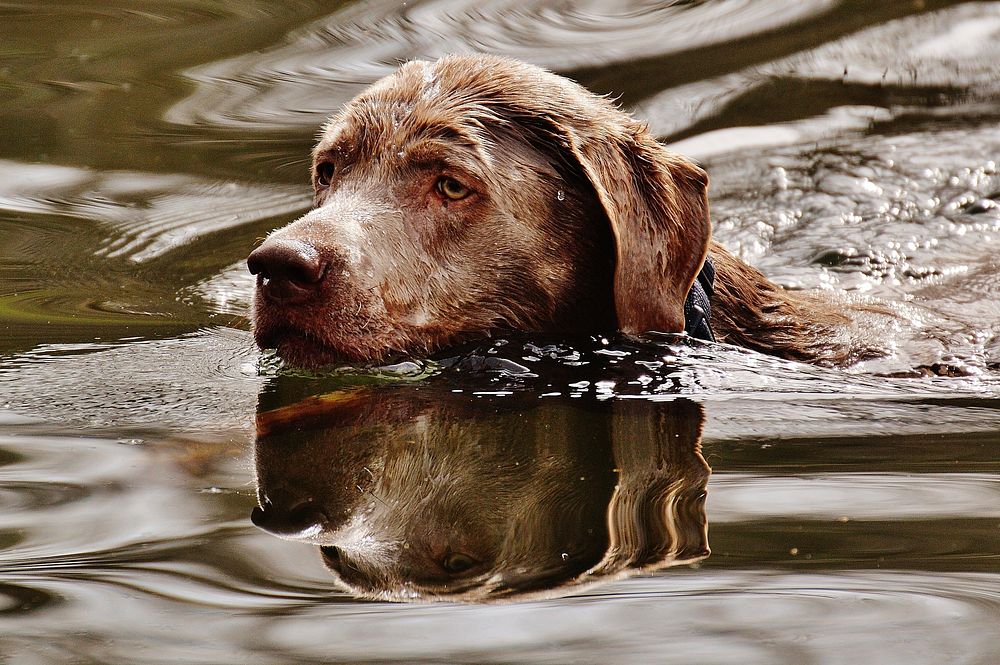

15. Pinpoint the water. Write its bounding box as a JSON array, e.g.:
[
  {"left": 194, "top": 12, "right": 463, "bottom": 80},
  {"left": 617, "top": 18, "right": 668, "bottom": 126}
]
[{"left": 2, "top": 1, "right": 1000, "bottom": 663}]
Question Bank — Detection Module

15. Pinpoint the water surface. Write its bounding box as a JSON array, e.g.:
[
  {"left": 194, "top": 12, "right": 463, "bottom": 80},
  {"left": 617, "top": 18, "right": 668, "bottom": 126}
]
[{"left": 1, "top": 1, "right": 1000, "bottom": 663}]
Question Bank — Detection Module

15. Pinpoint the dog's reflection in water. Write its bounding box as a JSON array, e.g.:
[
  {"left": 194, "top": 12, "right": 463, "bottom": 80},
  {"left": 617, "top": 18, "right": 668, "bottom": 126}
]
[{"left": 252, "top": 387, "right": 710, "bottom": 602}]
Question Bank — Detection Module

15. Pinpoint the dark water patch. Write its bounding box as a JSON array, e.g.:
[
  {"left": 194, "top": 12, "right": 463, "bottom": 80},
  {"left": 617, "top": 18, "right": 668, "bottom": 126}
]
[
  {"left": 704, "top": 426, "right": 1000, "bottom": 473},
  {"left": 0, "top": 278, "right": 206, "bottom": 356},
  {"left": 710, "top": 517, "right": 1000, "bottom": 573},
  {"left": 0, "top": 581, "right": 56, "bottom": 615},
  {"left": 0, "top": 481, "right": 90, "bottom": 513},
  {"left": 669, "top": 78, "right": 964, "bottom": 146},
  {"left": 0, "top": 444, "right": 24, "bottom": 469},
  {"left": 0, "top": 529, "right": 25, "bottom": 553},
  {"left": 577, "top": 0, "right": 976, "bottom": 106},
  {"left": 642, "top": 2, "right": 1000, "bottom": 145}
]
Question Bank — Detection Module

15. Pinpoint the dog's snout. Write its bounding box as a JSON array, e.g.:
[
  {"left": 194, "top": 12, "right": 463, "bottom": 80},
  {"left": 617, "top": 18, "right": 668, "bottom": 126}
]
[{"left": 248, "top": 238, "right": 327, "bottom": 303}]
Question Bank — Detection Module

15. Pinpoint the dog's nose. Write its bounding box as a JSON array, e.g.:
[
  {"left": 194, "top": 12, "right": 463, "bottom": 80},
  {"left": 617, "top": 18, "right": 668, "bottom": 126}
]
[
  {"left": 247, "top": 238, "right": 326, "bottom": 304},
  {"left": 250, "top": 500, "right": 329, "bottom": 538}
]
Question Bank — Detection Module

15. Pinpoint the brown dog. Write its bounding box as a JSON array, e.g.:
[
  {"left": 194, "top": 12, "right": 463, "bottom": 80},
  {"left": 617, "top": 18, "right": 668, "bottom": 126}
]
[{"left": 248, "top": 55, "right": 890, "bottom": 368}]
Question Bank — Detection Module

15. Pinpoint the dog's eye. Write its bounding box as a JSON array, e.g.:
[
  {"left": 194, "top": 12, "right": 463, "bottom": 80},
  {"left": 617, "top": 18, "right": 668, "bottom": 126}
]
[
  {"left": 436, "top": 176, "right": 471, "bottom": 201},
  {"left": 315, "top": 162, "right": 335, "bottom": 188},
  {"left": 441, "top": 551, "right": 479, "bottom": 574}
]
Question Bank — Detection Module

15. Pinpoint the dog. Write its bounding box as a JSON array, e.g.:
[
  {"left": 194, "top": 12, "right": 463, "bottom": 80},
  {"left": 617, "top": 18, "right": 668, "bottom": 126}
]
[{"left": 248, "top": 54, "right": 891, "bottom": 368}]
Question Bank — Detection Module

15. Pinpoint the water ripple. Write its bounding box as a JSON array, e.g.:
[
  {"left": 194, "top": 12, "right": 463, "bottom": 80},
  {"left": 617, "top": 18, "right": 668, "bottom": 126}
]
[
  {"left": 705, "top": 119, "right": 1000, "bottom": 375},
  {"left": 184, "top": 261, "right": 256, "bottom": 318},
  {"left": 0, "top": 328, "right": 262, "bottom": 431},
  {"left": 0, "top": 582, "right": 56, "bottom": 615},
  {"left": 166, "top": 0, "right": 835, "bottom": 130},
  {"left": 231, "top": 571, "right": 1000, "bottom": 665},
  {"left": 646, "top": 2, "right": 1000, "bottom": 146},
  {"left": 0, "top": 159, "right": 306, "bottom": 265},
  {"left": 709, "top": 473, "right": 1000, "bottom": 521}
]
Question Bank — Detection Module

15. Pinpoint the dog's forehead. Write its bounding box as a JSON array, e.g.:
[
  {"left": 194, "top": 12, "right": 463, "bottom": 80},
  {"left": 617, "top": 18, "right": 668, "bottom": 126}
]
[
  {"left": 319, "top": 72, "right": 458, "bottom": 149},
  {"left": 316, "top": 57, "right": 539, "bottom": 153}
]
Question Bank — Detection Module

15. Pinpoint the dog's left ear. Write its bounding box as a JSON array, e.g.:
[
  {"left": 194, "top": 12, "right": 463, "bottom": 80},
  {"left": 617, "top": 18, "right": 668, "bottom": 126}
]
[{"left": 563, "top": 123, "right": 712, "bottom": 334}]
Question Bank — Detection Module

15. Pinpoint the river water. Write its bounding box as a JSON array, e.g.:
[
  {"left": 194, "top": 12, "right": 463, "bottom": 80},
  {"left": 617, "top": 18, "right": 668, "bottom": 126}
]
[{"left": 1, "top": 1, "right": 999, "bottom": 663}]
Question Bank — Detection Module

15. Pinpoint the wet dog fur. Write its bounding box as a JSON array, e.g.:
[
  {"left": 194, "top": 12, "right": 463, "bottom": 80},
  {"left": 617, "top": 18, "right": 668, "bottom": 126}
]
[{"left": 249, "top": 55, "right": 891, "bottom": 368}]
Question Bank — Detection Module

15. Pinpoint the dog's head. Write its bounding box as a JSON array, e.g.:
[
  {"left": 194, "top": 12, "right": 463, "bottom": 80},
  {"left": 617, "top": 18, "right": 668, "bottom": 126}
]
[{"left": 249, "top": 55, "right": 711, "bottom": 367}]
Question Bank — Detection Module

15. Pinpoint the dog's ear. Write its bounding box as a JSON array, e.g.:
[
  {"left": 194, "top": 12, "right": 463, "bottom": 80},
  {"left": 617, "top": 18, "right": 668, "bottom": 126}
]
[
  {"left": 429, "top": 55, "right": 711, "bottom": 334},
  {"left": 563, "top": 124, "right": 712, "bottom": 334}
]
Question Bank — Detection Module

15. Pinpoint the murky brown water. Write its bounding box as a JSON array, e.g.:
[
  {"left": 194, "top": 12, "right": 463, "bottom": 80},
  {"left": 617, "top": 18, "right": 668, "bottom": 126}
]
[{"left": 2, "top": 1, "right": 1000, "bottom": 663}]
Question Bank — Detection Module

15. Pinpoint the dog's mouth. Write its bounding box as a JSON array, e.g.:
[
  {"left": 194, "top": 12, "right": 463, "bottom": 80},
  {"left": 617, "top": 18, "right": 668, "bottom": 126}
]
[
  {"left": 254, "top": 320, "right": 414, "bottom": 369},
  {"left": 254, "top": 325, "right": 352, "bottom": 369}
]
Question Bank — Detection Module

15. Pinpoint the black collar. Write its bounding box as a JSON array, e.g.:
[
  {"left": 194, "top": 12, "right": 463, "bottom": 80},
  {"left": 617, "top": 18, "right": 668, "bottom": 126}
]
[{"left": 683, "top": 255, "right": 715, "bottom": 342}]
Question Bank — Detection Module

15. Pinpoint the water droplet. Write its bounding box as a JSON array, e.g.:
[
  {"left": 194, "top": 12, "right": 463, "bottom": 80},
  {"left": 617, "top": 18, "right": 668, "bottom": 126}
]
[
  {"left": 561, "top": 552, "right": 569, "bottom": 561},
  {"left": 556, "top": 190, "right": 565, "bottom": 201}
]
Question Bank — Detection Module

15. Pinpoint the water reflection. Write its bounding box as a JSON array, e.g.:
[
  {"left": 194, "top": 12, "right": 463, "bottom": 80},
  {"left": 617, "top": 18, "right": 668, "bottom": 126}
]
[{"left": 252, "top": 384, "right": 710, "bottom": 602}]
